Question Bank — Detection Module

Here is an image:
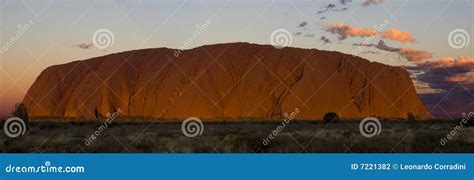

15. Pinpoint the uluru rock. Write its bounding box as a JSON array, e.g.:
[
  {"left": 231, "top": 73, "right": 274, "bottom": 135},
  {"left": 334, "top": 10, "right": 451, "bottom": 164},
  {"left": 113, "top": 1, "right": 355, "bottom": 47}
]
[{"left": 23, "top": 42, "right": 432, "bottom": 120}]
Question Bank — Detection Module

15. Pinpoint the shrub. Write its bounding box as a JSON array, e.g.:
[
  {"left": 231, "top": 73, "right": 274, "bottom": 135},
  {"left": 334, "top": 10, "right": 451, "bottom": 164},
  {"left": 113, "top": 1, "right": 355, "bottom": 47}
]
[
  {"left": 459, "top": 113, "right": 474, "bottom": 127},
  {"left": 407, "top": 112, "right": 415, "bottom": 122},
  {"left": 323, "top": 112, "right": 339, "bottom": 124},
  {"left": 12, "top": 103, "right": 29, "bottom": 124}
]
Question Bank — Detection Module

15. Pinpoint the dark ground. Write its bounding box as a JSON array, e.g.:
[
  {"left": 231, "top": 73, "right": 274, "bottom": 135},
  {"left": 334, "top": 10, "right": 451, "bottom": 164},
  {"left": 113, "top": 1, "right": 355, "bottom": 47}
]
[{"left": 1, "top": 119, "right": 473, "bottom": 153}]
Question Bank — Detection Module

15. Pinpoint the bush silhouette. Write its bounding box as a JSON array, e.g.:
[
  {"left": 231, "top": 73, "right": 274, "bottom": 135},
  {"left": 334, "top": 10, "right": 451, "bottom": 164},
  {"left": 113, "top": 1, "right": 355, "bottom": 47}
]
[
  {"left": 459, "top": 113, "right": 474, "bottom": 127},
  {"left": 12, "top": 103, "right": 29, "bottom": 124},
  {"left": 407, "top": 112, "right": 415, "bottom": 122},
  {"left": 323, "top": 112, "right": 339, "bottom": 124}
]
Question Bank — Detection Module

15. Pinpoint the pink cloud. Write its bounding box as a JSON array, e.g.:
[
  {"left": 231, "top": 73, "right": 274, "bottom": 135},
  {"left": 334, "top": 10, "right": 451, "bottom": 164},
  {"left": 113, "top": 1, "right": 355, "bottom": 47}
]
[
  {"left": 398, "top": 48, "right": 432, "bottom": 62},
  {"left": 327, "top": 23, "right": 377, "bottom": 40},
  {"left": 328, "top": 24, "right": 416, "bottom": 43},
  {"left": 380, "top": 29, "right": 416, "bottom": 43}
]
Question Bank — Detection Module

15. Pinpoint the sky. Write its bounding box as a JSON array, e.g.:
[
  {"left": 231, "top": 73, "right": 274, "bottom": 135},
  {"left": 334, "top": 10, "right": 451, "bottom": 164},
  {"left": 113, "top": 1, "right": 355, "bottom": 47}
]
[{"left": 0, "top": 0, "right": 473, "bottom": 118}]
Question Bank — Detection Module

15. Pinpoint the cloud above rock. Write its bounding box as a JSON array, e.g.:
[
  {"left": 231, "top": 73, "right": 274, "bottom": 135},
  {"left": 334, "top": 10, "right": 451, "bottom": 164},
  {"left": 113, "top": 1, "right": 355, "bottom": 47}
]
[
  {"left": 327, "top": 23, "right": 376, "bottom": 40},
  {"left": 76, "top": 43, "right": 94, "bottom": 49},
  {"left": 413, "top": 56, "right": 474, "bottom": 118},
  {"left": 380, "top": 29, "right": 416, "bottom": 43},
  {"left": 398, "top": 48, "right": 432, "bottom": 62},
  {"left": 353, "top": 40, "right": 432, "bottom": 62},
  {"left": 327, "top": 23, "right": 416, "bottom": 43},
  {"left": 340, "top": 0, "right": 352, "bottom": 5},
  {"left": 320, "top": 36, "right": 332, "bottom": 44},
  {"left": 363, "top": 0, "right": 386, "bottom": 6},
  {"left": 417, "top": 56, "right": 474, "bottom": 89}
]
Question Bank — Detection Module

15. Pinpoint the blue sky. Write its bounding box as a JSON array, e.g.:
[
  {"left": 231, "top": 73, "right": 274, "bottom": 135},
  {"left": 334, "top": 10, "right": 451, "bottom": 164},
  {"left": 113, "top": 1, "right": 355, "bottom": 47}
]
[{"left": 0, "top": 0, "right": 473, "bottom": 117}]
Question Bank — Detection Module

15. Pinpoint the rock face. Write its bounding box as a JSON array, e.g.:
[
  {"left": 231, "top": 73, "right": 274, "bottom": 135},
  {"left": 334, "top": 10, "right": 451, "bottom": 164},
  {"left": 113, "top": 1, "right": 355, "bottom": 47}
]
[{"left": 23, "top": 43, "right": 432, "bottom": 120}]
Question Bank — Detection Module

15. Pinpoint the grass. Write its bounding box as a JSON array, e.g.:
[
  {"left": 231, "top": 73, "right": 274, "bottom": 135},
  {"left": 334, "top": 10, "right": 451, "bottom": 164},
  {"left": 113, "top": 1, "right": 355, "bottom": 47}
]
[{"left": 0, "top": 119, "right": 473, "bottom": 153}]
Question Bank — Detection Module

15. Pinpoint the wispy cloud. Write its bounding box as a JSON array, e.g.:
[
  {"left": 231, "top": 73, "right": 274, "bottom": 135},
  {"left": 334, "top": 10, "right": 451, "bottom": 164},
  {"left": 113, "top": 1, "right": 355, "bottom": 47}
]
[
  {"left": 447, "top": 72, "right": 474, "bottom": 84},
  {"left": 320, "top": 36, "right": 332, "bottom": 44},
  {"left": 297, "top": 21, "right": 308, "bottom": 28},
  {"left": 327, "top": 23, "right": 416, "bottom": 43},
  {"left": 317, "top": 0, "right": 380, "bottom": 16},
  {"left": 353, "top": 40, "right": 432, "bottom": 62},
  {"left": 414, "top": 56, "right": 474, "bottom": 118},
  {"left": 353, "top": 40, "right": 398, "bottom": 51},
  {"left": 418, "top": 56, "right": 474, "bottom": 89},
  {"left": 75, "top": 43, "right": 94, "bottom": 49},
  {"left": 380, "top": 29, "right": 416, "bottom": 43},
  {"left": 362, "top": 51, "right": 380, "bottom": 55},
  {"left": 363, "top": 0, "right": 386, "bottom": 6},
  {"left": 426, "top": 56, "right": 474, "bottom": 69},
  {"left": 317, "top": 3, "right": 336, "bottom": 14},
  {"left": 327, "top": 23, "right": 376, "bottom": 40},
  {"left": 340, "top": 0, "right": 352, "bottom": 5},
  {"left": 398, "top": 48, "right": 432, "bottom": 62}
]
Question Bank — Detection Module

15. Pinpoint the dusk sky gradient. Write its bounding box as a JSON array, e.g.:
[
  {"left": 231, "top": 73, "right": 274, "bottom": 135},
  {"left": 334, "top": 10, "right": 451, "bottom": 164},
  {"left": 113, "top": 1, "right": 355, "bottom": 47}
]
[{"left": 1, "top": 0, "right": 473, "bottom": 118}]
